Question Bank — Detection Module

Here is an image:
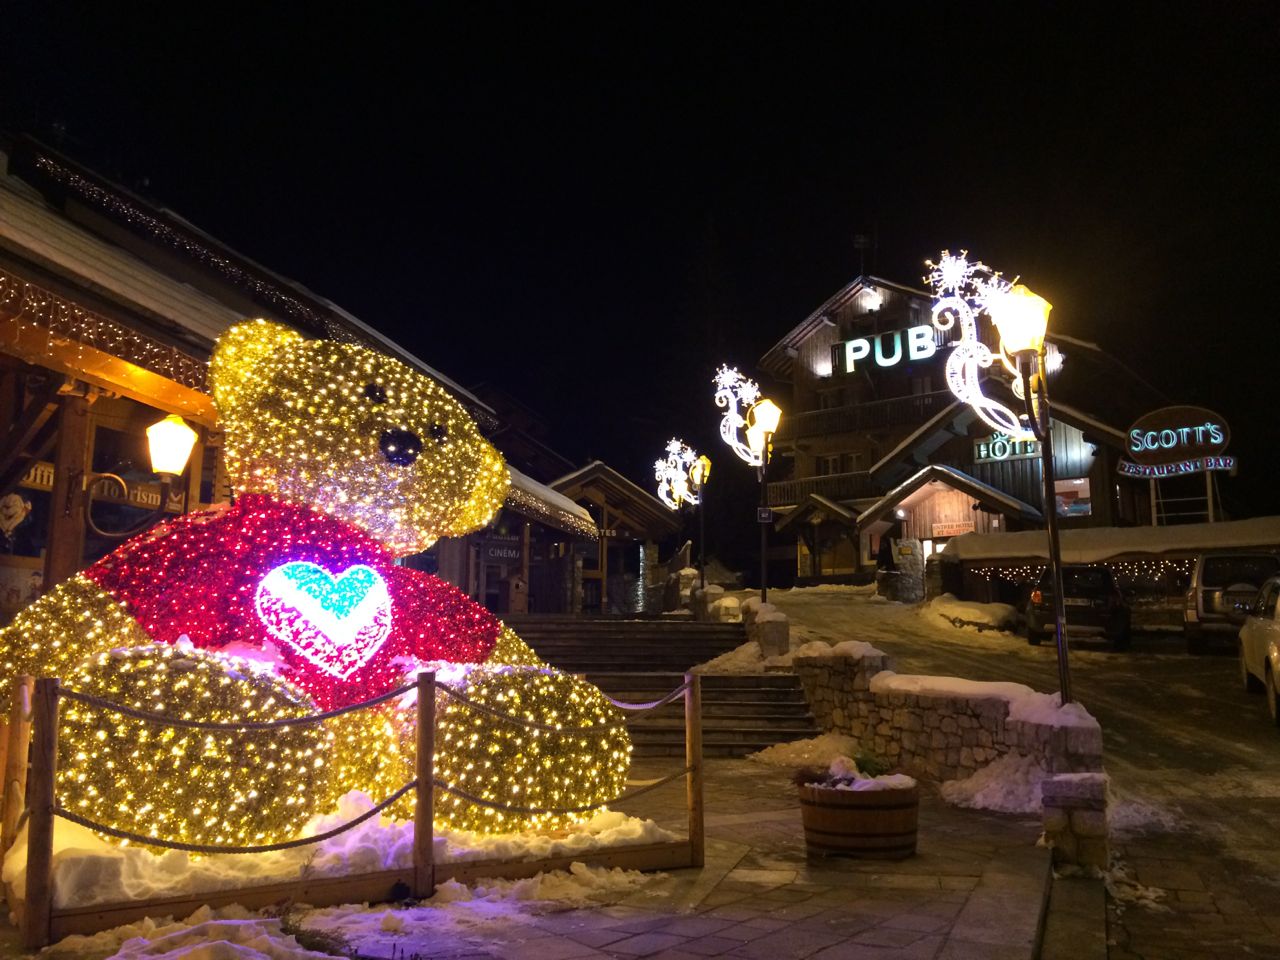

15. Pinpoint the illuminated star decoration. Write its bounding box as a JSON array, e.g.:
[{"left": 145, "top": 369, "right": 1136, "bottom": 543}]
[
  {"left": 655, "top": 439, "right": 702, "bottom": 510},
  {"left": 924, "top": 250, "right": 1033, "bottom": 439},
  {"left": 713, "top": 365, "right": 764, "bottom": 465}
]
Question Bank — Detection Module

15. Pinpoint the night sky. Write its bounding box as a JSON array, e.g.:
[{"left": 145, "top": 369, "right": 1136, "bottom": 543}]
[{"left": 5, "top": 5, "right": 1278, "bottom": 524}]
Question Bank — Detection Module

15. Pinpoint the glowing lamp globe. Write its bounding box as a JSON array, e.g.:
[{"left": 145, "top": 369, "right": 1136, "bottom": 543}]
[
  {"left": 988, "top": 284, "right": 1052, "bottom": 356},
  {"left": 147, "top": 414, "right": 198, "bottom": 477},
  {"left": 748, "top": 398, "right": 782, "bottom": 437},
  {"left": 690, "top": 455, "right": 711, "bottom": 488}
]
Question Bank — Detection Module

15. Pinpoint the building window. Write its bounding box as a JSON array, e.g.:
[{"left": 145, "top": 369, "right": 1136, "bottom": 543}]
[
  {"left": 818, "top": 389, "right": 843, "bottom": 410},
  {"left": 816, "top": 453, "right": 860, "bottom": 476}
]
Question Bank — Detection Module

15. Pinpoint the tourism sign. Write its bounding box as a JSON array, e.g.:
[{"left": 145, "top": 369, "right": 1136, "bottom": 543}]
[{"left": 1118, "top": 406, "right": 1235, "bottom": 478}]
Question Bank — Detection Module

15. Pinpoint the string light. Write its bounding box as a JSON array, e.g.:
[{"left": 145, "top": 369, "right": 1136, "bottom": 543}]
[
  {"left": 81, "top": 494, "right": 502, "bottom": 710},
  {"left": 209, "top": 320, "right": 508, "bottom": 556},
  {"left": 0, "top": 266, "right": 208, "bottom": 390},
  {"left": 0, "top": 317, "right": 632, "bottom": 841},
  {"left": 58, "top": 644, "right": 330, "bottom": 847},
  {"left": 924, "top": 250, "right": 1032, "bottom": 439}
]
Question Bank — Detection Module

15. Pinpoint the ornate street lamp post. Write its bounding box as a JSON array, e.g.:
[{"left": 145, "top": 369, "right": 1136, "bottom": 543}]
[
  {"left": 713, "top": 366, "right": 782, "bottom": 603},
  {"left": 926, "top": 253, "right": 1072, "bottom": 704},
  {"left": 655, "top": 439, "right": 712, "bottom": 589}
]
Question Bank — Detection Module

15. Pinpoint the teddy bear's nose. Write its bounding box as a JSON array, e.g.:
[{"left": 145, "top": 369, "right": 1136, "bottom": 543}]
[{"left": 379, "top": 428, "right": 422, "bottom": 466}]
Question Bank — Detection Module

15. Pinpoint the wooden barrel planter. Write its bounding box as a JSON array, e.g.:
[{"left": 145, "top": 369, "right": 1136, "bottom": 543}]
[{"left": 798, "top": 782, "right": 920, "bottom": 859}]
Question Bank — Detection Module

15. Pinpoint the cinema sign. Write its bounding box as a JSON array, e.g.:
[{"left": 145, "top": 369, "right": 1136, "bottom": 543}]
[{"left": 1117, "top": 406, "right": 1235, "bottom": 478}]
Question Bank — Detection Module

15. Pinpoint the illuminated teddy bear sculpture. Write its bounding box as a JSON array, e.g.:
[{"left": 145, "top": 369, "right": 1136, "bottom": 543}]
[{"left": 0, "top": 319, "right": 630, "bottom": 848}]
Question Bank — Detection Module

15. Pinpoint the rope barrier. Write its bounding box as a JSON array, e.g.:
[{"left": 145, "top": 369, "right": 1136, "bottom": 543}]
[
  {"left": 52, "top": 780, "right": 418, "bottom": 854},
  {"left": 435, "top": 682, "right": 628, "bottom": 735},
  {"left": 602, "top": 682, "right": 691, "bottom": 714},
  {"left": 433, "top": 767, "right": 691, "bottom": 816},
  {"left": 56, "top": 683, "right": 416, "bottom": 731}
]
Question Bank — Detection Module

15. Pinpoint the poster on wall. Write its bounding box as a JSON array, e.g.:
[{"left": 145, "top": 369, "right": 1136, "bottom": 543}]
[{"left": 1055, "top": 478, "right": 1091, "bottom": 517}]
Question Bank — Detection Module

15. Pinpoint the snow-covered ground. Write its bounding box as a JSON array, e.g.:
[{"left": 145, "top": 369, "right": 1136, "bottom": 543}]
[
  {"left": 43, "top": 864, "right": 661, "bottom": 960},
  {"left": 4, "top": 793, "right": 674, "bottom": 910}
]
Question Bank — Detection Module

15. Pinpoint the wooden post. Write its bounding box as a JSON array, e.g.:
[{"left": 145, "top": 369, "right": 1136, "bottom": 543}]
[
  {"left": 2, "top": 676, "right": 34, "bottom": 854},
  {"left": 683, "top": 672, "right": 704, "bottom": 868},
  {"left": 43, "top": 392, "right": 90, "bottom": 591},
  {"left": 413, "top": 670, "right": 436, "bottom": 900},
  {"left": 23, "top": 678, "right": 59, "bottom": 949}
]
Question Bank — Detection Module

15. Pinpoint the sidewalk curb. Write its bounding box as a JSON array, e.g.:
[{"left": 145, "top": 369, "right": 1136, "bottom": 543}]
[
  {"left": 940, "top": 843, "right": 1052, "bottom": 959},
  {"left": 1038, "top": 872, "right": 1107, "bottom": 960}
]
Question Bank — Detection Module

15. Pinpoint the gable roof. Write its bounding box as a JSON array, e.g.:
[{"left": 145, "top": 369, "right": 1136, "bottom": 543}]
[
  {"left": 760, "top": 274, "right": 932, "bottom": 378},
  {"left": 551, "top": 460, "right": 682, "bottom": 539},
  {"left": 858, "top": 464, "right": 1042, "bottom": 529}
]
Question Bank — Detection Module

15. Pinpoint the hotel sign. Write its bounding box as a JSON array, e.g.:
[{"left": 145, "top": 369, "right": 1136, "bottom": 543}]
[
  {"left": 1118, "top": 406, "right": 1235, "bottom": 478},
  {"left": 974, "top": 432, "right": 1039, "bottom": 464},
  {"left": 837, "top": 325, "right": 938, "bottom": 373}
]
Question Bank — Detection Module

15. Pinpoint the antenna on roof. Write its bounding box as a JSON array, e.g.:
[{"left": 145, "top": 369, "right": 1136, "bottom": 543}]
[{"left": 853, "top": 233, "right": 870, "bottom": 276}]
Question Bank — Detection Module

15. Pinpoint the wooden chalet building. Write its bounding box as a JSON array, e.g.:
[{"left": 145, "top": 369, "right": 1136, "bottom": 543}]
[
  {"left": 0, "top": 135, "right": 593, "bottom": 618},
  {"left": 759, "top": 274, "right": 1175, "bottom": 584}
]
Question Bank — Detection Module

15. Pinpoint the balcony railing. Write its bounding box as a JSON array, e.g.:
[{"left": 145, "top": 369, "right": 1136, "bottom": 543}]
[
  {"left": 767, "top": 471, "right": 879, "bottom": 507},
  {"left": 775, "top": 391, "right": 954, "bottom": 441}
]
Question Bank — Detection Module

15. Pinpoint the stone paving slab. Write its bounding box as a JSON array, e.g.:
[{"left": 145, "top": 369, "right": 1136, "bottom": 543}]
[{"left": 335, "top": 759, "right": 1051, "bottom": 960}]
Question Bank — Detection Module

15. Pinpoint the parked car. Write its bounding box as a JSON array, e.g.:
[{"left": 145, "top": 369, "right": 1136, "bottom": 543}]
[
  {"left": 1025, "top": 565, "right": 1131, "bottom": 648},
  {"left": 1184, "top": 553, "right": 1280, "bottom": 654},
  {"left": 1237, "top": 576, "right": 1280, "bottom": 726}
]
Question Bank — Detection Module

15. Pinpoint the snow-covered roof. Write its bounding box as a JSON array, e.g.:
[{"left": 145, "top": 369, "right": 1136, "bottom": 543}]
[
  {"left": 0, "top": 171, "right": 241, "bottom": 348},
  {"left": 504, "top": 466, "right": 597, "bottom": 539},
  {"left": 859, "top": 464, "right": 1042, "bottom": 527},
  {"left": 551, "top": 460, "right": 681, "bottom": 538},
  {"left": 775, "top": 493, "right": 859, "bottom": 533},
  {"left": 940, "top": 516, "right": 1280, "bottom": 564}
]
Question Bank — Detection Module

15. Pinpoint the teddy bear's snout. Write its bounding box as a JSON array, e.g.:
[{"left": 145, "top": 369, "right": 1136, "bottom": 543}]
[{"left": 379, "top": 428, "right": 423, "bottom": 465}]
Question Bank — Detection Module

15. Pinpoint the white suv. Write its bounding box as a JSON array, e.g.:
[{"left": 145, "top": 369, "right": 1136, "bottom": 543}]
[
  {"left": 1185, "top": 553, "right": 1280, "bottom": 654},
  {"left": 1239, "top": 576, "right": 1280, "bottom": 726}
]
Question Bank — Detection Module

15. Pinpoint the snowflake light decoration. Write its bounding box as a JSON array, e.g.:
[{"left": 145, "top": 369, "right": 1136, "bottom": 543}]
[
  {"left": 924, "top": 250, "right": 1033, "bottom": 439},
  {"left": 655, "top": 439, "right": 702, "bottom": 510},
  {"left": 713, "top": 366, "right": 765, "bottom": 465}
]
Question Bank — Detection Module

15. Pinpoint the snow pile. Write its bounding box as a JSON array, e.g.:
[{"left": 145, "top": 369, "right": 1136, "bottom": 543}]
[
  {"left": 926, "top": 594, "right": 1017, "bottom": 632},
  {"left": 4, "top": 793, "right": 674, "bottom": 909},
  {"left": 869, "top": 674, "right": 1099, "bottom": 732},
  {"left": 44, "top": 906, "right": 338, "bottom": 960},
  {"left": 804, "top": 756, "right": 916, "bottom": 792},
  {"left": 940, "top": 753, "right": 1047, "bottom": 814},
  {"left": 1105, "top": 860, "right": 1171, "bottom": 914},
  {"left": 1006, "top": 690, "right": 1098, "bottom": 730},
  {"left": 748, "top": 733, "right": 861, "bottom": 768},
  {"left": 696, "top": 637, "right": 886, "bottom": 675}
]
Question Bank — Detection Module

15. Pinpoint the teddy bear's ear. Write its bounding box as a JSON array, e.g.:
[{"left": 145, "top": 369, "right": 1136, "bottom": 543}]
[{"left": 209, "top": 319, "right": 305, "bottom": 411}]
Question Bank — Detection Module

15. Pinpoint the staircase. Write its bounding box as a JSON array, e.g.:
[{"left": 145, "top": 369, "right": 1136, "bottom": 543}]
[{"left": 505, "top": 615, "right": 821, "bottom": 757}]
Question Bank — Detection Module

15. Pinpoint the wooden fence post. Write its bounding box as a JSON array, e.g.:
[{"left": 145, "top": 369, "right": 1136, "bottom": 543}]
[
  {"left": 413, "top": 670, "right": 436, "bottom": 900},
  {"left": 684, "top": 672, "right": 704, "bottom": 868},
  {"left": 23, "top": 678, "right": 59, "bottom": 949},
  {"left": 2, "top": 676, "right": 34, "bottom": 855}
]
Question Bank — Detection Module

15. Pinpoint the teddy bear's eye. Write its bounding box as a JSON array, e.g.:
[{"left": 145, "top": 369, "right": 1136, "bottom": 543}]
[
  {"left": 430, "top": 423, "right": 448, "bottom": 446},
  {"left": 363, "top": 383, "right": 387, "bottom": 404}
]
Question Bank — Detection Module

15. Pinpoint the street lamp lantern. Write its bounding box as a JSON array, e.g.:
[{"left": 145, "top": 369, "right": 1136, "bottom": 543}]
[
  {"left": 927, "top": 253, "right": 1073, "bottom": 705},
  {"left": 713, "top": 366, "right": 782, "bottom": 604},
  {"left": 988, "top": 284, "right": 1052, "bottom": 357},
  {"left": 146, "top": 414, "right": 199, "bottom": 479}
]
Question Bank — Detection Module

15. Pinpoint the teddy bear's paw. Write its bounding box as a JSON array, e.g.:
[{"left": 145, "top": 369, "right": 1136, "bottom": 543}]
[
  {"left": 0, "top": 575, "right": 151, "bottom": 711},
  {"left": 57, "top": 644, "right": 332, "bottom": 849},
  {"left": 432, "top": 665, "right": 632, "bottom": 834},
  {"left": 486, "top": 625, "right": 544, "bottom": 667}
]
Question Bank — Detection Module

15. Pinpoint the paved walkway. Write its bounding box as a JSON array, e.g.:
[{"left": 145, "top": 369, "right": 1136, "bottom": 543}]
[{"left": 345, "top": 758, "right": 1052, "bottom": 960}]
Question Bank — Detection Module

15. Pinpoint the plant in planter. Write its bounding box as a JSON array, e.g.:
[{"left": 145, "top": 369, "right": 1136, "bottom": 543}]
[{"left": 795, "top": 754, "right": 920, "bottom": 859}]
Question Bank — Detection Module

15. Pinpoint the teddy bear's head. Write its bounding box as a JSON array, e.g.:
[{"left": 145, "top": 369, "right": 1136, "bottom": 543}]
[{"left": 209, "top": 319, "right": 508, "bottom": 555}]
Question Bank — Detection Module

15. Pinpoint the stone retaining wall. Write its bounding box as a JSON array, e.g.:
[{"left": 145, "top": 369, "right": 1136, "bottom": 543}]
[{"left": 792, "top": 653, "right": 1103, "bottom": 783}]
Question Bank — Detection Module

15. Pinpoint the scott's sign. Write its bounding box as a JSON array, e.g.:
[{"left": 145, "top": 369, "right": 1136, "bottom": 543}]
[
  {"left": 838, "top": 325, "right": 937, "bottom": 373},
  {"left": 1125, "top": 406, "right": 1230, "bottom": 467}
]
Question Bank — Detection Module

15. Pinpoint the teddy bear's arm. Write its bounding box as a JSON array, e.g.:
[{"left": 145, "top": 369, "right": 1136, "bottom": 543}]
[{"left": 381, "top": 564, "right": 505, "bottom": 664}]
